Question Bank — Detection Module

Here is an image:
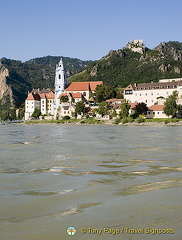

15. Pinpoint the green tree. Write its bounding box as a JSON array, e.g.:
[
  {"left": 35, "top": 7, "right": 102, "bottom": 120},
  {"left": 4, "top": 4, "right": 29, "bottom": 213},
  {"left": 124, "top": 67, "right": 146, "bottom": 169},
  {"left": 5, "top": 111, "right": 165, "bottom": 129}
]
[
  {"left": 119, "top": 100, "right": 130, "bottom": 118},
  {"left": 18, "top": 108, "right": 25, "bottom": 120},
  {"left": 134, "top": 102, "right": 148, "bottom": 115},
  {"left": 0, "top": 110, "right": 9, "bottom": 121},
  {"left": 93, "top": 85, "right": 115, "bottom": 103},
  {"left": 96, "top": 101, "right": 110, "bottom": 117},
  {"left": 75, "top": 101, "right": 85, "bottom": 117},
  {"left": 163, "top": 91, "right": 178, "bottom": 117},
  {"left": 60, "top": 95, "right": 69, "bottom": 103},
  {"left": 31, "top": 108, "right": 41, "bottom": 119},
  {"left": 9, "top": 109, "right": 17, "bottom": 120}
]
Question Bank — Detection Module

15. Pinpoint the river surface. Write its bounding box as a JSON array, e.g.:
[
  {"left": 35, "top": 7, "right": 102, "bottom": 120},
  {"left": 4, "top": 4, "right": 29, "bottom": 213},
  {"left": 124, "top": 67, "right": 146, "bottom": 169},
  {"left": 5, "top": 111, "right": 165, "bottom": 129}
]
[{"left": 0, "top": 124, "right": 182, "bottom": 240}]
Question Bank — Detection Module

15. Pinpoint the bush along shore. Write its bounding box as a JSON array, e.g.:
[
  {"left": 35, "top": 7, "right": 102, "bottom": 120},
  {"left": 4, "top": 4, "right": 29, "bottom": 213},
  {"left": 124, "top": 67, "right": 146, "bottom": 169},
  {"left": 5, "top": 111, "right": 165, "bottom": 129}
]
[{"left": 24, "top": 117, "right": 182, "bottom": 126}]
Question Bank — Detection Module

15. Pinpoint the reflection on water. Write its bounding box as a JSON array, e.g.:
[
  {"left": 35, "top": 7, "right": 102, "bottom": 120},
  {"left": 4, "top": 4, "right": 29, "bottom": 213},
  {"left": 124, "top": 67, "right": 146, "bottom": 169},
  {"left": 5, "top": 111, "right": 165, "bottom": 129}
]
[{"left": 0, "top": 125, "right": 182, "bottom": 240}]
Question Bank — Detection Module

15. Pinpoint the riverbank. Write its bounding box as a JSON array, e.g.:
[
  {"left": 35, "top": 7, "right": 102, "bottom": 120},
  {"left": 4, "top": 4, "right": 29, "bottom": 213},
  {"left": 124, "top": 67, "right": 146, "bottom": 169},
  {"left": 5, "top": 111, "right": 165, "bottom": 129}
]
[{"left": 23, "top": 118, "right": 182, "bottom": 126}]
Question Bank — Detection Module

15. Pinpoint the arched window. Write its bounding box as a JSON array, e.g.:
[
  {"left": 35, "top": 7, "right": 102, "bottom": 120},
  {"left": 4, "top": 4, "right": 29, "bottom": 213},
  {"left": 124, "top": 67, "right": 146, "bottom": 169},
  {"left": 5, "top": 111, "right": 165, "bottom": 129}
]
[{"left": 59, "top": 74, "right": 61, "bottom": 79}]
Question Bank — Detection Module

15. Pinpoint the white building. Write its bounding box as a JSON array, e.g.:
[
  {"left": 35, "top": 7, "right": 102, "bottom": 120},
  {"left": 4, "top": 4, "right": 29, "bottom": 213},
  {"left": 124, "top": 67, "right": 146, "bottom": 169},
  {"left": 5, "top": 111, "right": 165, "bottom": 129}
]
[
  {"left": 146, "top": 105, "right": 166, "bottom": 119},
  {"left": 24, "top": 89, "right": 55, "bottom": 120},
  {"left": 24, "top": 92, "right": 40, "bottom": 120},
  {"left": 124, "top": 78, "right": 182, "bottom": 107},
  {"left": 24, "top": 58, "right": 103, "bottom": 120}
]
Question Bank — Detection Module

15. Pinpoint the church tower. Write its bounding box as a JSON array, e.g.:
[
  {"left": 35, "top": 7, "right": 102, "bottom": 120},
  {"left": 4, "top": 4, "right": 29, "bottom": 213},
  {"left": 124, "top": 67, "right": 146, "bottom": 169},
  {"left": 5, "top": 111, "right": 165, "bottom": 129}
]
[
  {"left": 54, "top": 58, "right": 68, "bottom": 115},
  {"left": 55, "top": 58, "right": 68, "bottom": 100}
]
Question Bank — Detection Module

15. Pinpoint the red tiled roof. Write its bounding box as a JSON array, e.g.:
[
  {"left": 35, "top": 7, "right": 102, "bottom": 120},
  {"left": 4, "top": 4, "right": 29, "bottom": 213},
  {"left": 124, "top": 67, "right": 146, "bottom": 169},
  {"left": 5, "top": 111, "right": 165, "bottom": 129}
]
[
  {"left": 45, "top": 91, "right": 55, "bottom": 99},
  {"left": 65, "top": 81, "right": 103, "bottom": 92},
  {"left": 106, "top": 98, "right": 123, "bottom": 103},
  {"left": 129, "top": 103, "right": 138, "bottom": 109},
  {"left": 89, "top": 81, "right": 103, "bottom": 91},
  {"left": 39, "top": 93, "right": 46, "bottom": 99},
  {"left": 71, "top": 93, "right": 83, "bottom": 98},
  {"left": 58, "top": 93, "right": 70, "bottom": 98},
  {"left": 26, "top": 92, "right": 40, "bottom": 101},
  {"left": 65, "top": 82, "right": 90, "bottom": 91},
  {"left": 149, "top": 105, "right": 164, "bottom": 111}
]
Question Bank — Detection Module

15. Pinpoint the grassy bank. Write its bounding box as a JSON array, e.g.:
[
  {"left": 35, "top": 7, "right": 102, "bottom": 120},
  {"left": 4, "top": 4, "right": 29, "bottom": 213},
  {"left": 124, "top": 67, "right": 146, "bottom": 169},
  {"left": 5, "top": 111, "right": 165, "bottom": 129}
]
[
  {"left": 25, "top": 118, "right": 105, "bottom": 125},
  {"left": 24, "top": 117, "right": 182, "bottom": 125}
]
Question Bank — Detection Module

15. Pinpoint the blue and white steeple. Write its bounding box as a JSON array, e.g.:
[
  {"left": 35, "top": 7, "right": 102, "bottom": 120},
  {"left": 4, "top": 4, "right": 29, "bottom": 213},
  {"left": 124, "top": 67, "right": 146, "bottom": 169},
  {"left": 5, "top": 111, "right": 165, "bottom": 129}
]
[{"left": 55, "top": 58, "right": 68, "bottom": 100}]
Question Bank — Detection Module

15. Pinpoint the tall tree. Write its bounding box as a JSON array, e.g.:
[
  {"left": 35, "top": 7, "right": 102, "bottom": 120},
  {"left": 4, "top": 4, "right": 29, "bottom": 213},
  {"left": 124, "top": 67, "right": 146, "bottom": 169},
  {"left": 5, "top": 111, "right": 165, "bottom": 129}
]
[
  {"left": 119, "top": 99, "right": 130, "bottom": 118},
  {"left": 96, "top": 101, "right": 110, "bottom": 117},
  {"left": 75, "top": 101, "right": 85, "bottom": 117},
  {"left": 163, "top": 91, "right": 178, "bottom": 117},
  {"left": 93, "top": 85, "right": 115, "bottom": 103},
  {"left": 134, "top": 102, "right": 148, "bottom": 115}
]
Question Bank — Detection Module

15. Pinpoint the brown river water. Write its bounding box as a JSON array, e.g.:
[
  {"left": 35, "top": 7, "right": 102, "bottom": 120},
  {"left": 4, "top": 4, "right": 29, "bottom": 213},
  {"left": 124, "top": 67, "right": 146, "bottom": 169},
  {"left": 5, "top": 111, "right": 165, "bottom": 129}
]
[{"left": 0, "top": 124, "right": 182, "bottom": 240}]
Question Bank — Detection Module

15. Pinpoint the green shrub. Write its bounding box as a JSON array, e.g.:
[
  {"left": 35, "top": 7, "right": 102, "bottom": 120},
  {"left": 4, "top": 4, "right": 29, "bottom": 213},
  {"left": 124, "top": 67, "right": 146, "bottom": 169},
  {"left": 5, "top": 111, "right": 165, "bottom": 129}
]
[
  {"left": 63, "top": 115, "right": 71, "bottom": 120},
  {"left": 136, "top": 116, "right": 145, "bottom": 123},
  {"left": 114, "top": 118, "right": 121, "bottom": 124},
  {"left": 164, "top": 119, "right": 170, "bottom": 124},
  {"left": 80, "top": 120, "right": 86, "bottom": 124},
  {"left": 122, "top": 117, "right": 129, "bottom": 124}
]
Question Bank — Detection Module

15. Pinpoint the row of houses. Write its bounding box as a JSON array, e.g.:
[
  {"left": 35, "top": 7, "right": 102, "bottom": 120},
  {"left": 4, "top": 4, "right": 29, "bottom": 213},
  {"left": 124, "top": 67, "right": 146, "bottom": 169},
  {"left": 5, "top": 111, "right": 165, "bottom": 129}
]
[
  {"left": 24, "top": 80, "right": 103, "bottom": 120},
  {"left": 24, "top": 59, "right": 182, "bottom": 120}
]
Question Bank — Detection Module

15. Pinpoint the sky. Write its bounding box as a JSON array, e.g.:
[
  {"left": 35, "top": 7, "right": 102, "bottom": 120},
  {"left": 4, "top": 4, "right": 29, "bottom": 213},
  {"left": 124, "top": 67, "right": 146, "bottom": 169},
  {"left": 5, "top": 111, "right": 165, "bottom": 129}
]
[{"left": 0, "top": 0, "right": 182, "bottom": 62}]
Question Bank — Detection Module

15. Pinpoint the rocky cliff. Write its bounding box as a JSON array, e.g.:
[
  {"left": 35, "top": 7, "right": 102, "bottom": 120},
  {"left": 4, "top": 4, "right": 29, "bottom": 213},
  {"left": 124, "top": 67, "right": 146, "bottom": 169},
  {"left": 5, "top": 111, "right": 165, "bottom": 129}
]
[
  {"left": 0, "top": 62, "right": 14, "bottom": 106},
  {"left": 69, "top": 41, "right": 182, "bottom": 88}
]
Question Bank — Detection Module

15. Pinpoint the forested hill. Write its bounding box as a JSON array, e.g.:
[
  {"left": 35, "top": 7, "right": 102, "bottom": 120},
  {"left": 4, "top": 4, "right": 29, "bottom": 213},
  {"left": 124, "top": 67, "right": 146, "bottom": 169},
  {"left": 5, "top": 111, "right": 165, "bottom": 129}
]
[
  {"left": 1, "top": 41, "right": 182, "bottom": 109},
  {"left": 0, "top": 56, "right": 92, "bottom": 107},
  {"left": 69, "top": 41, "right": 182, "bottom": 88}
]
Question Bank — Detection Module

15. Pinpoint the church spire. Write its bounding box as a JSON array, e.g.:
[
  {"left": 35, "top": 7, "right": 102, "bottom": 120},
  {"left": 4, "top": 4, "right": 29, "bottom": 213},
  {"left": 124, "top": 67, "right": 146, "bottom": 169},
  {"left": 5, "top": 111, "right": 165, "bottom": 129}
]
[{"left": 55, "top": 58, "right": 68, "bottom": 97}]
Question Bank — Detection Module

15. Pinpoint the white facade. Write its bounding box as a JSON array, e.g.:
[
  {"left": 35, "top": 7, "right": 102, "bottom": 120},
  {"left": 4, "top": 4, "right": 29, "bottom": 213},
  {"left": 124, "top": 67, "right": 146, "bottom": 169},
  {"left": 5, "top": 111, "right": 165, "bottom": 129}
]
[
  {"left": 124, "top": 79, "right": 182, "bottom": 107},
  {"left": 25, "top": 98, "right": 40, "bottom": 120},
  {"left": 54, "top": 58, "right": 68, "bottom": 117},
  {"left": 54, "top": 58, "right": 68, "bottom": 103}
]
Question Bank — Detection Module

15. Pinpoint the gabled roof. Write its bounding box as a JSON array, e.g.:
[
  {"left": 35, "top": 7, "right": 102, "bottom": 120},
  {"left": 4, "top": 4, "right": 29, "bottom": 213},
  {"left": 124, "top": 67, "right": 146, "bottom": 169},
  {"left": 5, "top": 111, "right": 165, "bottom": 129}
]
[
  {"left": 26, "top": 92, "right": 40, "bottom": 101},
  {"left": 39, "top": 93, "right": 46, "bottom": 99},
  {"left": 125, "top": 81, "right": 182, "bottom": 91},
  {"left": 45, "top": 91, "right": 55, "bottom": 99},
  {"left": 65, "top": 82, "right": 90, "bottom": 91},
  {"left": 65, "top": 81, "right": 103, "bottom": 92},
  {"left": 89, "top": 81, "right": 103, "bottom": 91},
  {"left": 149, "top": 105, "right": 164, "bottom": 111}
]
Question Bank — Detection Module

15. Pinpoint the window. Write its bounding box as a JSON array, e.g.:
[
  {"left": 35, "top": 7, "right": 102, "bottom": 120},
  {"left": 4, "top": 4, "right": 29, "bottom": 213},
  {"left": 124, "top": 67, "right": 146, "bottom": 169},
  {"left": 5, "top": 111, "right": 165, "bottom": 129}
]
[
  {"left": 151, "top": 93, "right": 153, "bottom": 96},
  {"left": 83, "top": 92, "right": 86, "bottom": 96},
  {"left": 59, "top": 74, "right": 61, "bottom": 79},
  {"left": 145, "top": 93, "right": 147, "bottom": 96}
]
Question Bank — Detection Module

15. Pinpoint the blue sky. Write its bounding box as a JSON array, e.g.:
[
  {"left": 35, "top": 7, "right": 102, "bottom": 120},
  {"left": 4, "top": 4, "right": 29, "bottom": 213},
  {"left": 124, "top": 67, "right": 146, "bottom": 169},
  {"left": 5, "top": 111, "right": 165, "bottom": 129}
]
[{"left": 0, "top": 0, "right": 182, "bottom": 62}]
